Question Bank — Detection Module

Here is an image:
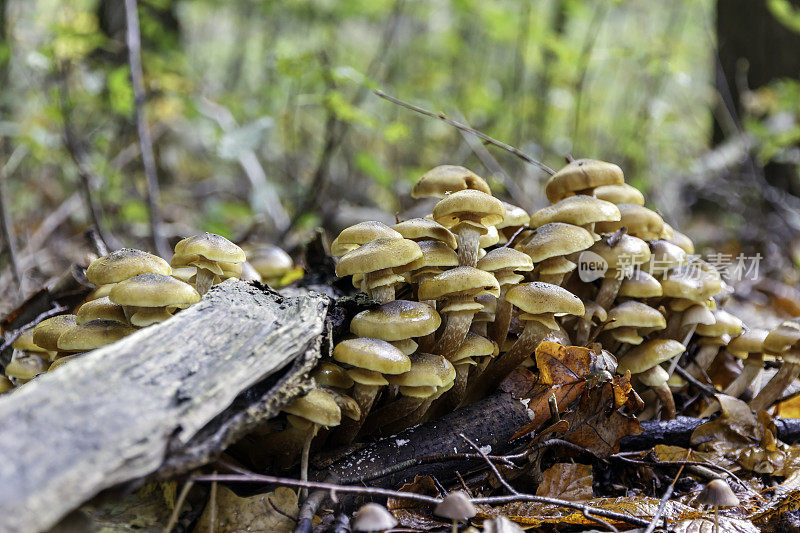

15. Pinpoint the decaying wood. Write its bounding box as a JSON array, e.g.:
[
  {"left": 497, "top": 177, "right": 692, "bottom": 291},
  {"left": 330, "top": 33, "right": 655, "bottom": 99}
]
[{"left": 0, "top": 280, "right": 329, "bottom": 533}]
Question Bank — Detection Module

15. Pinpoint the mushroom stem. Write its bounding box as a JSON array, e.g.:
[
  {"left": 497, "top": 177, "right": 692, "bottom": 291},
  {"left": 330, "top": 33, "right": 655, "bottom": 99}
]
[
  {"left": 722, "top": 356, "right": 764, "bottom": 399},
  {"left": 329, "top": 384, "right": 381, "bottom": 445},
  {"left": 595, "top": 275, "right": 622, "bottom": 310},
  {"left": 195, "top": 268, "right": 215, "bottom": 296},
  {"left": 418, "top": 299, "right": 438, "bottom": 352},
  {"left": 456, "top": 226, "right": 482, "bottom": 267},
  {"left": 653, "top": 382, "right": 676, "bottom": 420},
  {"left": 369, "top": 284, "right": 395, "bottom": 304},
  {"left": 361, "top": 396, "right": 426, "bottom": 434},
  {"left": 428, "top": 364, "right": 470, "bottom": 418},
  {"left": 475, "top": 320, "right": 551, "bottom": 396},
  {"left": 491, "top": 295, "right": 513, "bottom": 348},
  {"left": 299, "top": 424, "right": 319, "bottom": 499},
  {"left": 749, "top": 362, "right": 800, "bottom": 412},
  {"left": 686, "top": 345, "right": 721, "bottom": 380},
  {"left": 434, "top": 310, "right": 474, "bottom": 359}
]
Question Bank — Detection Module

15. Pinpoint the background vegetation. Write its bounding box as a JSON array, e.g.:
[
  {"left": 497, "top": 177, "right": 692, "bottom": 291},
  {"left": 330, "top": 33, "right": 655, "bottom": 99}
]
[{"left": 1, "top": 0, "right": 799, "bottom": 314}]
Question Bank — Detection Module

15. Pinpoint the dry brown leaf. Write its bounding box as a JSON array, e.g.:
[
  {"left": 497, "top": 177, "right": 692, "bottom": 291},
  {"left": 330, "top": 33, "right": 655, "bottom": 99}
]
[
  {"left": 690, "top": 394, "right": 759, "bottom": 448},
  {"left": 476, "top": 496, "right": 702, "bottom": 527},
  {"left": 535, "top": 463, "right": 593, "bottom": 501},
  {"left": 194, "top": 486, "right": 298, "bottom": 533},
  {"left": 386, "top": 475, "right": 449, "bottom": 531},
  {"left": 670, "top": 517, "right": 759, "bottom": 533},
  {"left": 654, "top": 444, "right": 738, "bottom": 471}
]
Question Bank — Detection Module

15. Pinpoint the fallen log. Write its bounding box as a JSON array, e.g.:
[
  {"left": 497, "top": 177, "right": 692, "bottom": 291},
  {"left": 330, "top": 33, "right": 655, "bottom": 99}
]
[{"left": 0, "top": 280, "right": 329, "bottom": 533}]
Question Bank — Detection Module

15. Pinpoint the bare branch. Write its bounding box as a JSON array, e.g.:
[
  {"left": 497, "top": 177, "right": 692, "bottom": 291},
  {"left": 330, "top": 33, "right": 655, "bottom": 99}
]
[{"left": 0, "top": 145, "right": 25, "bottom": 291}]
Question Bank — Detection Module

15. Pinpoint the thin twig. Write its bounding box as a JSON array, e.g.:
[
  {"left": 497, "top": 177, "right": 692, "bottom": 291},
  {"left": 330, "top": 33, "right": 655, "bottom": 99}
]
[
  {"left": 673, "top": 365, "right": 718, "bottom": 397},
  {"left": 643, "top": 462, "right": 685, "bottom": 533},
  {"left": 162, "top": 479, "right": 194, "bottom": 533},
  {"left": 124, "top": 0, "right": 169, "bottom": 258},
  {"left": 459, "top": 433, "right": 518, "bottom": 495},
  {"left": 208, "top": 472, "right": 217, "bottom": 533},
  {"left": 0, "top": 304, "right": 68, "bottom": 353},
  {"left": 472, "top": 494, "right": 650, "bottom": 527},
  {"left": 374, "top": 90, "right": 555, "bottom": 175},
  {"left": 0, "top": 144, "right": 25, "bottom": 290}
]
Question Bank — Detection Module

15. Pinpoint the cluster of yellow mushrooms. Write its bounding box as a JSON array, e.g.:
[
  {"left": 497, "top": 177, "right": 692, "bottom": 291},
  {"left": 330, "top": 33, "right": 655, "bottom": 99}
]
[
  {"left": 4, "top": 160, "right": 800, "bottom": 483},
  {"left": 0, "top": 235, "right": 297, "bottom": 393}
]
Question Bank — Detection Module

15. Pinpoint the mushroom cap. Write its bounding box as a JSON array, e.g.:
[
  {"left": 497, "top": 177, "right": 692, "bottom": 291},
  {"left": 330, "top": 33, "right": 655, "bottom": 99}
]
[
  {"left": 347, "top": 368, "right": 390, "bottom": 385},
  {"left": 644, "top": 240, "right": 688, "bottom": 276},
  {"left": 311, "top": 362, "right": 354, "bottom": 389},
  {"left": 173, "top": 233, "right": 246, "bottom": 264},
  {"left": 399, "top": 385, "right": 438, "bottom": 398},
  {"left": 617, "top": 339, "right": 686, "bottom": 374},
  {"left": 451, "top": 333, "right": 496, "bottom": 363},
  {"left": 583, "top": 300, "right": 608, "bottom": 324},
  {"left": 594, "top": 183, "right": 645, "bottom": 205},
  {"left": 764, "top": 320, "right": 800, "bottom": 354},
  {"left": 57, "top": 319, "right": 137, "bottom": 352},
  {"left": 0, "top": 375, "right": 14, "bottom": 393},
  {"left": 393, "top": 218, "right": 457, "bottom": 249},
  {"left": 661, "top": 265, "right": 722, "bottom": 302},
  {"left": 86, "top": 248, "right": 171, "bottom": 285},
  {"left": 539, "top": 256, "right": 577, "bottom": 276},
  {"left": 283, "top": 388, "right": 342, "bottom": 427},
  {"left": 325, "top": 389, "right": 362, "bottom": 420},
  {"left": 76, "top": 297, "right": 127, "bottom": 325},
  {"left": 637, "top": 364, "right": 669, "bottom": 387},
  {"left": 727, "top": 328, "right": 769, "bottom": 358},
  {"left": 618, "top": 270, "right": 663, "bottom": 298},
  {"left": 412, "top": 165, "right": 491, "bottom": 198},
  {"left": 46, "top": 355, "right": 78, "bottom": 372},
  {"left": 32, "top": 315, "right": 78, "bottom": 351},
  {"left": 335, "top": 238, "right": 422, "bottom": 277},
  {"left": 5, "top": 354, "right": 47, "bottom": 379},
  {"left": 399, "top": 240, "right": 460, "bottom": 274},
  {"left": 418, "top": 266, "right": 501, "bottom": 301},
  {"left": 545, "top": 159, "right": 624, "bottom": 203},
  {"left": 109, "top": 273, "right": 201, "bottom": 308},
  {"left": 477, "top": 248, "right": 533, "bottom": 275},
  {"left": 434, "top": 491, "right": 477, "bottom": 521},
  {"left": 11, "top": 329, "right": 47, "bottom": 353},
  {"left": 333, "top": 337, "right": 411, "bottom": 374},
  {"left": 505, "top": 282, "right": 585, "bottom": 318},
  {"left": 332, "top": 221, "right": 403, "bottom": 257},
  {"left": 129, "top": 307, "right": 175, "bottom": 328},
  {"left": 595, "top": 204, "right": 665, "bottom": 240},
  {"left": 482, "top": 516, "right": 525, "bottom": 533},
  {"left": 696, "top": 310, "right": 743, "bottom": 338},
  {"left": 681, "top": 304, "right": 716, "bottom": 327},
  {"left": 432, "top": 190, "right": 506, "bottom": 230},
  {"left": 350, "top": 300, "right": 441, "bottom": 341},
  {"left": 390, "top": 338, "right": 418, "bottom": 355},
  {"left": 697, "top": 479, "right": 739, "bottom": 507},
  {"left": 479, "top": 226, "right": 500, "bottom": 248},
  {"left": 496, "top": 202, "right": 530, "bottom": 229},
  {"left": 666, "top": 228, "right": 695, "bottom": 255},
  {"left": 517, "top": 223, "right": 595, "bottom": 262},
  {"left": 388, "top": 352, "right": 456, "bottom": 387},
  {"left": 351, "top": 503, "right": 398, "bottom": 532},
  {"left": 588, "top": 234, "right": 651, "bottom": 270},
  {"left": 605, "top": 301, "right": 666, "bottom": 331},
  {"left": 248, "top": 245, "right": 293, "bottom": 278},
  {"left": 531, "top": 195, "right": 621, "bottom": 228}
]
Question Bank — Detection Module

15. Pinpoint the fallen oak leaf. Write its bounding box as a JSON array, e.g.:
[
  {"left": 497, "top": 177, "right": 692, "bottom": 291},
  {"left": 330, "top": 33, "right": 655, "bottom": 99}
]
[
  {"left": 194, "top": 486, "right": 299, "bottom": 533},
  {"left": 691, "top": 395, "right": 759, "bottom": 448},
  {"left": 535, "top": 463, "right": 593, "bottom": 501}
]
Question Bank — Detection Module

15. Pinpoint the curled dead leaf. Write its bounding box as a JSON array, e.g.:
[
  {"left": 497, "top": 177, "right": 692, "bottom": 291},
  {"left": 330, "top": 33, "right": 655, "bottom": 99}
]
[{"left": 535, "top": 463, "right": 593, "bottom": 501}]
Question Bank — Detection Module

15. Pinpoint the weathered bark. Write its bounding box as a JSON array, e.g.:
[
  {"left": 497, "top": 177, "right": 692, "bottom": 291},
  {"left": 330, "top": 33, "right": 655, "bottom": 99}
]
[{"left": 0, "top": 280, "right": 329, "bottom": 533}]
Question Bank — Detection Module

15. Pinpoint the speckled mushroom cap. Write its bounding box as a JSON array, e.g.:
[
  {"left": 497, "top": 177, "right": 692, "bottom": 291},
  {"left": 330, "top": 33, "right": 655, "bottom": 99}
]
[
  {"left": 173, "top": 233, "right": 246, "bottom": 264},
  {"left": 398, "top": 240, "right": 459, "bottom": 275},
  {"left": 432, "top": 189, "right": 505, "bottom": 234},
  {"left": 516, "top": 223, "right": 595, "bottom": 262},
  {"left": 335, "top": 238, "right": 422, "bottom": 279},
  {"left": 763, "top": 320, "right": 800, "bottom": 354},
  {"left": 496, "top": 202, "right": 530, "bottom": 230},
  {"left": 32, "top": 315, "right": 78, "bottom": 351},
  {"left": 531, "top": 195, "right": 621, "bottom": 228},
  {"left": 333, "top": 337, "right": 411, "bottom": 375},
  {"left": 696, "top": 310, "right": 743, "bottom": 339},
  {"left": 86, "top": 248, "right": 171, "bottom": 285},
  {"left": 350, "top": 300, "right": 441, "bottom": 341},
  {"left": 588, "top": 234, "right": 651, "bottom": 270},
  {"left": 605, "top": 301, "right": 666, "bottom": 331},
  {"left": 57, "top": 319, "right": 137, "bottom": 352},
  {"left": 434, "top": 491, "right": 477, "bottom": 522},
  {"left": 392, "top": 218, "right": 458, "bottom": 249},
  {"left": 544, "top": 159, "right": 624, "bottom": 203},
  {"left": 644, "top": 240, "right": 688, "bottom": 276},
  {"left": 594, "top": 183, "right": 645, "bottom": 205},
  {"left": 618, "top": 270, "right": 663, "bottom": 298},
  {"left": 505, "top": 282, "right": 585, "bottom": 329},
  {"left": 418, "top": 266, "right": 501, "bottom": 301},
  {"left": 595, "top": 204, "right": 666, "bottom": 240},
  {"left": 351, "top": 503, "right": 398, "bottom": 533},
  {"left": 109, "top": 273, "right": 201, "bottom": 308},
  {"left": 331, "top": 221, "right": 403, "bottom": 257},
  {"left": 11, "top": 329, "right": 47, "bottom": 353},
  {"left": 388, "top": 352, "right": 456, "bottom": 387},
  {"left": 665, "top": 228, "right": 695, "bottom": 255},
  {"left": 727, "top": 328, "right": 768, "bottom": 358},
  {"left": 477, "top": 248, "right": 533, "bottom": 286},
  {"left": 697, "top": 479, "right": 739, "bottom": 507},
  {"left": 450, "top": 332, "right": 496, "bottom": 364},
  {"left": 282, "top": 388, "right": 342, "bottom": 427},
  {"left": 412, "top": 165, "right": 491, "bottom": 198},
  {"left": 76, "top": 297, "right": 127, "bottom": 325},
  {"left": 248, "top": 245, "right": 293, "bottom": 278},
  {"left": 617, "top": 339, "right": 686, "bottom": 374}
]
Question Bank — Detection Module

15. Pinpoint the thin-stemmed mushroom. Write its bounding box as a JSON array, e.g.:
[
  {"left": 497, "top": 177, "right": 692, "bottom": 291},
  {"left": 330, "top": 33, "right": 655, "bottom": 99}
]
[
  {"left": 57, "top": 319, "right": 137, "bottom": 354},
  {"left": 477, "top": 247, "right": 533, "bottom": 348},
  {"left": 516, "top": 223, "right": 594, "bottom": 285},
  {"left": 544, "top": 158, "right": 624, "bottom": 204},
  {"left": 601, "top": 301, "right": 666, "bottom": 352},
  {"left": 393, "top": 217, "right": 458, "bottom": 250},
  {"left": 530, "top": 195, "right": 620, "bottom": 240},
  {"left": 432, "top": 331, "right": 495, "bottom": 414},
  {"left": 432, "top": 189, "right": 505, "bottom": 267},
  {"left": 595, "top": 203, "right": 666, "bottom": 240},
  {"left": 4, "top": 353, "right": 48, "bottom": 384},
  {"left": 330, "top": 221, "right": 402, "bottom": 258},
  {"left": 617, "top": 339, "right": 685, "bottom": 420},
  {"left": 86, "top": 248, "right": 171, "bottom": 291},
  {"left": 495, "top": 201, "right": 530, "bottom": 245},
  {"left": 696, "top": 479, "right": 739, "bottom": 533},
  {"left": 720, "top": 329, "right": 768, "bottom": 399},
  {"left": 685, "top": 309, "right": 743, "bottom": 380},
  {"left": 109, "top": 273, "right": 200, "bottom": 327},
  {"left": 594, "top": 183, "right": 645, "bottom": 205},
  {"left": 351, "top": 503, "right": 398, "bottom": 533},
  {"left": 749, "top": 320, "right": 800, "bottom": 411},
  {"left": 247, "top": 244, "right": 294, "bottom": 286},
  {"left": 586, "top": 233, "right": 651, "bottom": 310},
  {"left": 411, "top": 165, "right": 491, "bottom": 199},
  {"left": 434, "top": 491, "right": 477, "bottom": 533},
  {"left": 171, "top": 233, "right": 246, "bottom": 296},
  {"left": 335, "top": 238, "right": 422, "bottom": 303}
]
